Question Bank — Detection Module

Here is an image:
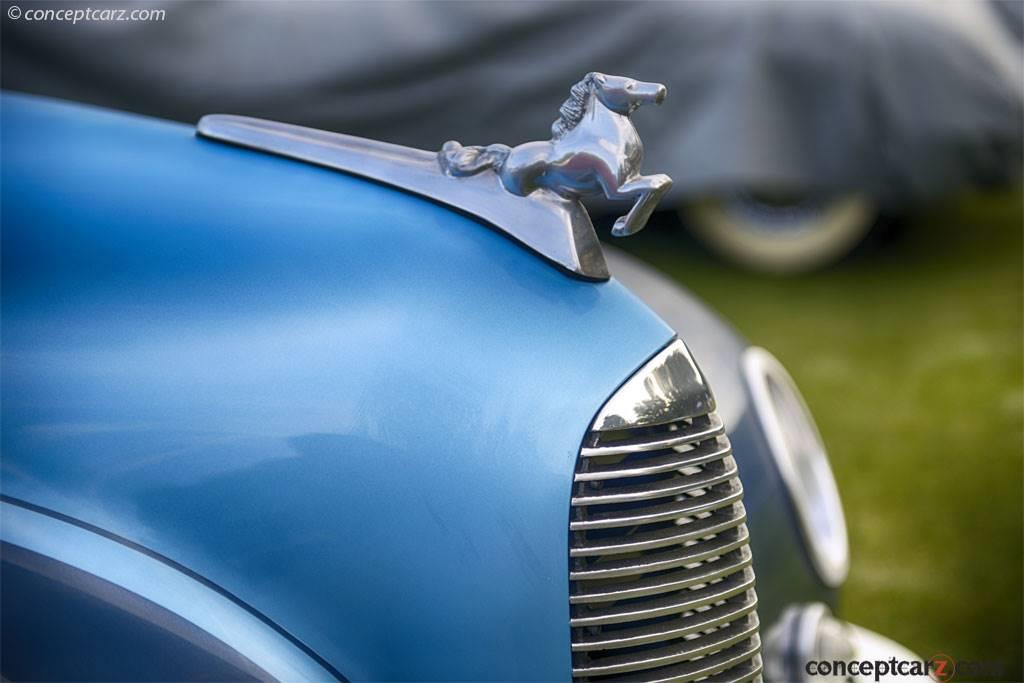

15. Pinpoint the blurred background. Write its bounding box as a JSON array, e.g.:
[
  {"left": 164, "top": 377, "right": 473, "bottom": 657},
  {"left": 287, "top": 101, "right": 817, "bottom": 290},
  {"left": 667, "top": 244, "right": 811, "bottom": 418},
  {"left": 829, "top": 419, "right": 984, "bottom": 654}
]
[
  {"left": 620, "top": 190, "right": 1023, "bottom": 680},
  {"left": 3, "top": 0, "right": 1022, "bottom": 272},
  {"left": 2, "top": 0, "right": 1021, "bottom": 678}
]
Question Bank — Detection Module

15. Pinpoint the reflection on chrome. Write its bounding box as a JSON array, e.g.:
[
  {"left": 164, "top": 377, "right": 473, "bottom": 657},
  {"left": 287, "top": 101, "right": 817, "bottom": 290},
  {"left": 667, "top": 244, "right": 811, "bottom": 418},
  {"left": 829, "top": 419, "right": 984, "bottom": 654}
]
[
  {"left": 196, "top": 114, "right": 610, "bottom": 281},
  {"left": 592, "top": 339, "right": 714, "bottom": 432},
  {"left": 763, "top": 603, "right": 922, "bottom": 683},
  {"left": 743, "top": 347, "right": 849, "bottom": 587}
]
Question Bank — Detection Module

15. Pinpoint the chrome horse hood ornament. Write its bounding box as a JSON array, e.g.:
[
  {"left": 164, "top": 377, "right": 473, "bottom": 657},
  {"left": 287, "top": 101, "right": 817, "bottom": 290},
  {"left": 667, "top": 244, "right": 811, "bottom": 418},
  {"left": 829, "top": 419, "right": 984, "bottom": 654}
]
[
  {"left": 439, "top": 73, "right": 672, "bottom": 238},
  {"left": 196, "top": 73, "right": 670, "bottom": 281}
]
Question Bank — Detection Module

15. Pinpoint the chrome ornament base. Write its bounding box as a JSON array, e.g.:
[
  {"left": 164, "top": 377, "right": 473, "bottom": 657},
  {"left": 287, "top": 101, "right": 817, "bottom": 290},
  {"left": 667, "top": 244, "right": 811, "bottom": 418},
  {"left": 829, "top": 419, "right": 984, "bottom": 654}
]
[{"left": 196, "top": 73, "right": 672, "bottom": 282}]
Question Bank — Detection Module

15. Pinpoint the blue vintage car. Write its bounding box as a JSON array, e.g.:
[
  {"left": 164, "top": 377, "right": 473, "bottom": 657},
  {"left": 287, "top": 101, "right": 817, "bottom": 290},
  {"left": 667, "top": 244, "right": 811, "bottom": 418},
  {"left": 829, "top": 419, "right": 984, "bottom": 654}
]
[{"left": 1, "top": 90, "right": 918, "bottom": 682}]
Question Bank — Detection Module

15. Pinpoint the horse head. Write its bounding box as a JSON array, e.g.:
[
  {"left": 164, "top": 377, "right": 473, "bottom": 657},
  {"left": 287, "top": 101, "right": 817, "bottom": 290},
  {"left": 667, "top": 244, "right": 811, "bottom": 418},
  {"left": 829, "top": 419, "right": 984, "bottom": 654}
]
[{"left": 588, "top": 72, "right": 667, "bottom": 115}]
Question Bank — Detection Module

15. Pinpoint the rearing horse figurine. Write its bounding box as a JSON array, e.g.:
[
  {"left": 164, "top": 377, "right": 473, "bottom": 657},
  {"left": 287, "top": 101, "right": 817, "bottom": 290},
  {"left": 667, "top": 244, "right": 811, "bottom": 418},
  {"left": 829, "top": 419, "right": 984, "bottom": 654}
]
[{"left": 438, "top": 72, "right": 673, "bottom": 237}]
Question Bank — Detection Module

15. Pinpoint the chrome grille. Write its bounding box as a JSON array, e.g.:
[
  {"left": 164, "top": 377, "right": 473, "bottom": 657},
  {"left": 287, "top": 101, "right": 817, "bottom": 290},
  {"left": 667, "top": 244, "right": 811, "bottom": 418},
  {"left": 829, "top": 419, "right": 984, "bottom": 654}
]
[{"left": 570, "top": 342, "right": 761, "bottom": 683}]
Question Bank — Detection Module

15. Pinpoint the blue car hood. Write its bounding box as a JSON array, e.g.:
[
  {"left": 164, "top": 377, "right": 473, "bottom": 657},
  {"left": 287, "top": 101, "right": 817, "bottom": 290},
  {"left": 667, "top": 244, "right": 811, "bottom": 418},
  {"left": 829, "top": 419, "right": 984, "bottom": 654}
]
[{"left": 0, "top": 93, "right": 674, "bottom": 680}]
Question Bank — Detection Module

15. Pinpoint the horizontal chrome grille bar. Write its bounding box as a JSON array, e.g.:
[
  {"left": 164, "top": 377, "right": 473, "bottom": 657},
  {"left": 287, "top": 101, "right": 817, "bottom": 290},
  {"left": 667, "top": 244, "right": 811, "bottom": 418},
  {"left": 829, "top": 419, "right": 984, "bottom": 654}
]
[
  {"left": 704, "top": 657, "right": 764, "bottom": 683},
  {"left": 571, "top": 590, "right": 758, "bottom": 649},
  {"left": 570, "top": 525, "right": 750, "bottom": 580},
  {"left": 570, "top": 613, "right": 760, "bottom": 677},
  {"left": 616, "top": 636, "right": 763, "bottom": 683},
  {"left": 581, "top": 415, "right": 724, "bottom": 457},
  {"left": 570, "top": 482, "right": 743, "bottom": 531},
  {"left": 569, "top": 567, "right": 755, "bottom": 626},
  {"left": 570, "top": 506, "right": 745, "bottom": 557},
  {"left": 574, "top": 439, "right": 732, "bottom": 482},
  {"left": 570, "top": 547, "right": 753, "bottom": 605},
  {"left": 571, "top": 458, "right": 738, "bottom": 506}
]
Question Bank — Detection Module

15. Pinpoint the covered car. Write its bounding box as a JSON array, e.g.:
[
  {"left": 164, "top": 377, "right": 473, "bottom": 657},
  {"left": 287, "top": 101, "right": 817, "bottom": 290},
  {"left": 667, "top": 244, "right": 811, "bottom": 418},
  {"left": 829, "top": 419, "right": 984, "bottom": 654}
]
[{"left": 3, "top": 0, "right": 1022, "bottom": 270}]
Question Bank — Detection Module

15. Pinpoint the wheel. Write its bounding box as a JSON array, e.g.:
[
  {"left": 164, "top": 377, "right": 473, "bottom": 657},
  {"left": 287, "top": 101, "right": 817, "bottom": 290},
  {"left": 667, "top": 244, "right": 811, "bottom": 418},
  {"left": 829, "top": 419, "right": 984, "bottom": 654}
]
[{"left": 684, "top": 192, "right": 878, "bottom": 273}]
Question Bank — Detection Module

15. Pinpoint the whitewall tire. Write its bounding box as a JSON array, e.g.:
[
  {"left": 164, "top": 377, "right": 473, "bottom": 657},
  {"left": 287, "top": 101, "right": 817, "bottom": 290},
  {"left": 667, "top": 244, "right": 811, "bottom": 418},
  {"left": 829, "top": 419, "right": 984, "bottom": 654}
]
[{"left": 685, "top": 193, "right": 877, "bottom": 273}]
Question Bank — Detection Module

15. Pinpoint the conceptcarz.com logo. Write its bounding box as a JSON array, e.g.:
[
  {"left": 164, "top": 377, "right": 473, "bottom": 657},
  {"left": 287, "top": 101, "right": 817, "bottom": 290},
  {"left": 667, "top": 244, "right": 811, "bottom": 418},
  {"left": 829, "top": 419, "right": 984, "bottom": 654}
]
[
  {"left": 928, "top": 654, "right": 1005, "bottom": 682},
  {"left": 805, "top": 654, "right": 1005, "bottom": 681}
]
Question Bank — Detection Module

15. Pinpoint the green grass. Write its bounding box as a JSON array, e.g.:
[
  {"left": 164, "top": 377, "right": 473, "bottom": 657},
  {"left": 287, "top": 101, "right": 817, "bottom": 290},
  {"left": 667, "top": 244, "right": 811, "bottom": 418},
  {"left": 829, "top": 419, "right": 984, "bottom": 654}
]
[{"left": 616, "top": 190, "right": 1023, "bottom": 680}]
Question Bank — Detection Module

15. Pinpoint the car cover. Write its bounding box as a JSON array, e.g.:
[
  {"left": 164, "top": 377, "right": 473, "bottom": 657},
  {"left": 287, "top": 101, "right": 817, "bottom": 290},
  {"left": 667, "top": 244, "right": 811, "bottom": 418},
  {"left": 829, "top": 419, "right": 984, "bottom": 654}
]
[{"left": 2, "top": 0, "right": 1021, "bottom": 205}]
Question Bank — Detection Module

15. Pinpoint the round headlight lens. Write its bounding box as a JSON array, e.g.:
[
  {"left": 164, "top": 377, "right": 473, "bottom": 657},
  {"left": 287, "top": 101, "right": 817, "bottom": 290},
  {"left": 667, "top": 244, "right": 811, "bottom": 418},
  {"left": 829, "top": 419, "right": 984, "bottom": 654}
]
[{"left": 743, "top": 347, "right": 849, "bottom": 586}]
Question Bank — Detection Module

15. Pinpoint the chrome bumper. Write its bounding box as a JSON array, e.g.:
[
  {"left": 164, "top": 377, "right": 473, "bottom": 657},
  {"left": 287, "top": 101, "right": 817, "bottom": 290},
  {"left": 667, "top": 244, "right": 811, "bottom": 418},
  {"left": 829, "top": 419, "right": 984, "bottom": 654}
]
[{"left": 764, "top": 603, "right": 929, "bottom": 682}]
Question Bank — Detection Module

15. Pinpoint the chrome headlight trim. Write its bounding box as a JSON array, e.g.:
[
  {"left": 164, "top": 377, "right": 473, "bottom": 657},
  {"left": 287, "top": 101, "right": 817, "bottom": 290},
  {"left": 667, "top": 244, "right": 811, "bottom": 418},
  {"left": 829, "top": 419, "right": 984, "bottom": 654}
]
[
  {"left": 743, "top": 347, "right": 849, "bottom": 587},
  {"left": 591, "top": 338, "right": 714, "bottom": 432}
]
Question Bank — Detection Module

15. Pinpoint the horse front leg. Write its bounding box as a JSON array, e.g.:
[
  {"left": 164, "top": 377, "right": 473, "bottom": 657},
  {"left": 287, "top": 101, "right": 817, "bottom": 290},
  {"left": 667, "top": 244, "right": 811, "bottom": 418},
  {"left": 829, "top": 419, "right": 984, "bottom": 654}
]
[{"left": 608, "top": 174, "right": 673, "bottom": 237}]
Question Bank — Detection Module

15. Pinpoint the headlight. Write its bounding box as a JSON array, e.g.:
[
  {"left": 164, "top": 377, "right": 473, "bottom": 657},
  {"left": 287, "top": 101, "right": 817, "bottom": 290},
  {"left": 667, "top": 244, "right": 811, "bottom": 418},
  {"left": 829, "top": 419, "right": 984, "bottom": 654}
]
[{"left": 743, "top": 347, "right": 849, "bottom": 586}]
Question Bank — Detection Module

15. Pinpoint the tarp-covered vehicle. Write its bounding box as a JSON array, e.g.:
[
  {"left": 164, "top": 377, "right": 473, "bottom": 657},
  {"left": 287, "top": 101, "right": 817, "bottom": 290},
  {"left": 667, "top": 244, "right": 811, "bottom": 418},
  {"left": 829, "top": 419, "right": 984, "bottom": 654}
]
[{"left": 3, "top": 0, "right": 1021, "bottom": 271}]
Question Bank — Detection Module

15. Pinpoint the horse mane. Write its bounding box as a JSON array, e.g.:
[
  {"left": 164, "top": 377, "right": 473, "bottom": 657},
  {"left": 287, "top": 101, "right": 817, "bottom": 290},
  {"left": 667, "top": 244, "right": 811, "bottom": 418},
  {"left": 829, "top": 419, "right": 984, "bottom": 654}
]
[{"left": 551, "top": 73, "right": 595, "bottom": 140}]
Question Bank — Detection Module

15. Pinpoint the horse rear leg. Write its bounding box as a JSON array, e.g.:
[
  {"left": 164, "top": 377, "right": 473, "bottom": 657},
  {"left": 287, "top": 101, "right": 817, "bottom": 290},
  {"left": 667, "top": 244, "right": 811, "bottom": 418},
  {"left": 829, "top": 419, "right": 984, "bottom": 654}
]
[{"left": 610, "top": 174, "right": 673, "bottom": 237}]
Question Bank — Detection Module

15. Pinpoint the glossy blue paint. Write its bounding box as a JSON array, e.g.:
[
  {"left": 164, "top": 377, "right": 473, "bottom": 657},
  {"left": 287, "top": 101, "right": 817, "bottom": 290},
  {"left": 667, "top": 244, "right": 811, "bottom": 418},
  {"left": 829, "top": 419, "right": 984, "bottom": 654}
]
[
  {"left": 1, "top": 500, "right": 335, "bottom": 681},
  {"left": 0, "top": 93, "right": 675, "bottom": 680}
]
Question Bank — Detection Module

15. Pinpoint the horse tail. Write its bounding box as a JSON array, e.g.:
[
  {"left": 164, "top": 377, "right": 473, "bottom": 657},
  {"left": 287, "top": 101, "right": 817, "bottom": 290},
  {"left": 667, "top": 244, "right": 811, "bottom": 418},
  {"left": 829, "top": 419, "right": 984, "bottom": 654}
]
[{"left": 438, "top": 141, "right": 510, "bottom": 177}]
